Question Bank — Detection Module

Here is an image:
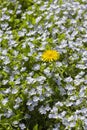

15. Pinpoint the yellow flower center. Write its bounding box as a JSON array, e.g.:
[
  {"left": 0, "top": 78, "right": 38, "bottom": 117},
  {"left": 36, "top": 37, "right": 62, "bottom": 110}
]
[{"left": 42, "top": 50, "right": 60, "bottom": 62}]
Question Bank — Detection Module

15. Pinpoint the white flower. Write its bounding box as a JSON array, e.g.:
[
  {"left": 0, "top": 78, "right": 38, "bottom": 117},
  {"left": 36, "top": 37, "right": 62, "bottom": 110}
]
[
  {"left": 14, "top": 104, "right": 19, "bottom": 110},
  {"left": 75, "top": 99, "right": 82, "bottom": 105},
  {"left": 84, "top": 119, "right": 87, "bottom": 125},
  {"left": 26, "top": 77, "right": 36, "bottom": 84},
  {"left": 2, "top": 80, "right": 8, "bottom": 85},
  {"left": 3, "top": 88, "right": 11, "bottom": 94},
  {"left": 18, "top": 31, "right": 25, "bottom": 36},
  {"left": 4, "top": 57, "right": 10, "bottom": 65},
  {"left": 36, "top": 16, "right": 42, "bottom": 23},
  {"left": 65, "top": 84, "right": 74, "bottom": 90},
  {"left": 19, "top": 123, "right": 26, "bottom": 130},
  {"left": 36, "top": 76, "right": 46, "bottom": 83},
  {"left": 2, "top": 49, "right": 7, "bottom": 55},
  {"left": 13, "top": 121, "right": 19, "bottom": 125},
  {"left": 2, "top": 98, "right": 8, "bottom": 105},
  {"left": 70, "top": 96, "right": 77, "bottom": 101},
  {"left": 29, "top": 88, "right": 36, "bottom": 96},
  {"left": 65, "top": 102, "right": 73, "bottom": 107},
  {"left": 55, "top": 101, "right": 63, "bottom": 107},
  {"left": 69, "top": 122, "right": 76, "bottom": 128},
  {"left": 20, "top": 67, "right": 26, "bottom": 72},
  {"left": 51, "top": 106, "right": 58, "bottom": 113},
  {"left": 39, "top": 105, "right": 47, "bottom": 114},
  {"left": 33, "top": 64, "right": 40, "bottom": 71},
  {"left": 44, "top": 68, "right": 51, "bottom": 77},
  {"left": 26, "top": 100, "right": 33, "bottom": 106},
  {"left": 5, "top": 110, "right": 13, "bottom": 118},
  {"left": 64, "top": 77, "right": 73, "bottom": 83},
  {"left": 15, "top": 97, "right": 22, "bottom": 103},
  {"left": 33, "top": 96, "right": 39, "bottom": 102},
  {"left": 12, "top": 88, "right": 18, "bottom": 94},
  {"left": 15, "top": 78, "right": 20, "bottom": 85},
  {"left": 1, "top": 14, "right": 10, "bottom": 21},
  {"left": 49, "top": 113, "right": 58, "bottom": 119},
  {"left": 45, "top": 105, "right": 51, "bottom": 111}
]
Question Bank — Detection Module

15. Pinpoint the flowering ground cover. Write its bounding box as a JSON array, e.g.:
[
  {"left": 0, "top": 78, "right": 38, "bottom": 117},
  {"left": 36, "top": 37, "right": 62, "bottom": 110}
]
[{"left": 0, "top": 0, "right": 87, "bottom": 129}]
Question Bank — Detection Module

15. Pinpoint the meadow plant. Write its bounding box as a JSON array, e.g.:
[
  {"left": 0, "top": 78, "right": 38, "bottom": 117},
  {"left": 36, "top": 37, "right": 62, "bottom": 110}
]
[{"left": 0, "top": 0, "right": 87, "bottom": 129}]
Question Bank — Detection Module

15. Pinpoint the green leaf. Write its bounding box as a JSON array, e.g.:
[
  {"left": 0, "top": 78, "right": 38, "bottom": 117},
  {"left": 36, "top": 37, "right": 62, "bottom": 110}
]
[
  {"left": 58, "top": 33, "right": 66, "bottom": 43},
  {"left": 58, "top": 0, "right": 63, "bottom": 5},
  {"left": 33, "top": 124, "right": 38, "bottom": 130}
]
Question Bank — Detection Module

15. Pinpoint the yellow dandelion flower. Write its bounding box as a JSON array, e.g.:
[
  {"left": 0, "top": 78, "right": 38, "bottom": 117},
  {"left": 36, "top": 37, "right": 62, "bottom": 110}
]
[{"left": 42, "top": 50, "right": 60, "bottom": 62}]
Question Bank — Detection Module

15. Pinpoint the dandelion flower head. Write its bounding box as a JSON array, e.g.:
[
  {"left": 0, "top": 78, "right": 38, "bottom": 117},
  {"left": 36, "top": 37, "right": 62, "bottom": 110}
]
[{"left": 42, "top": 50, "right": 60, "bottom": 62}]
